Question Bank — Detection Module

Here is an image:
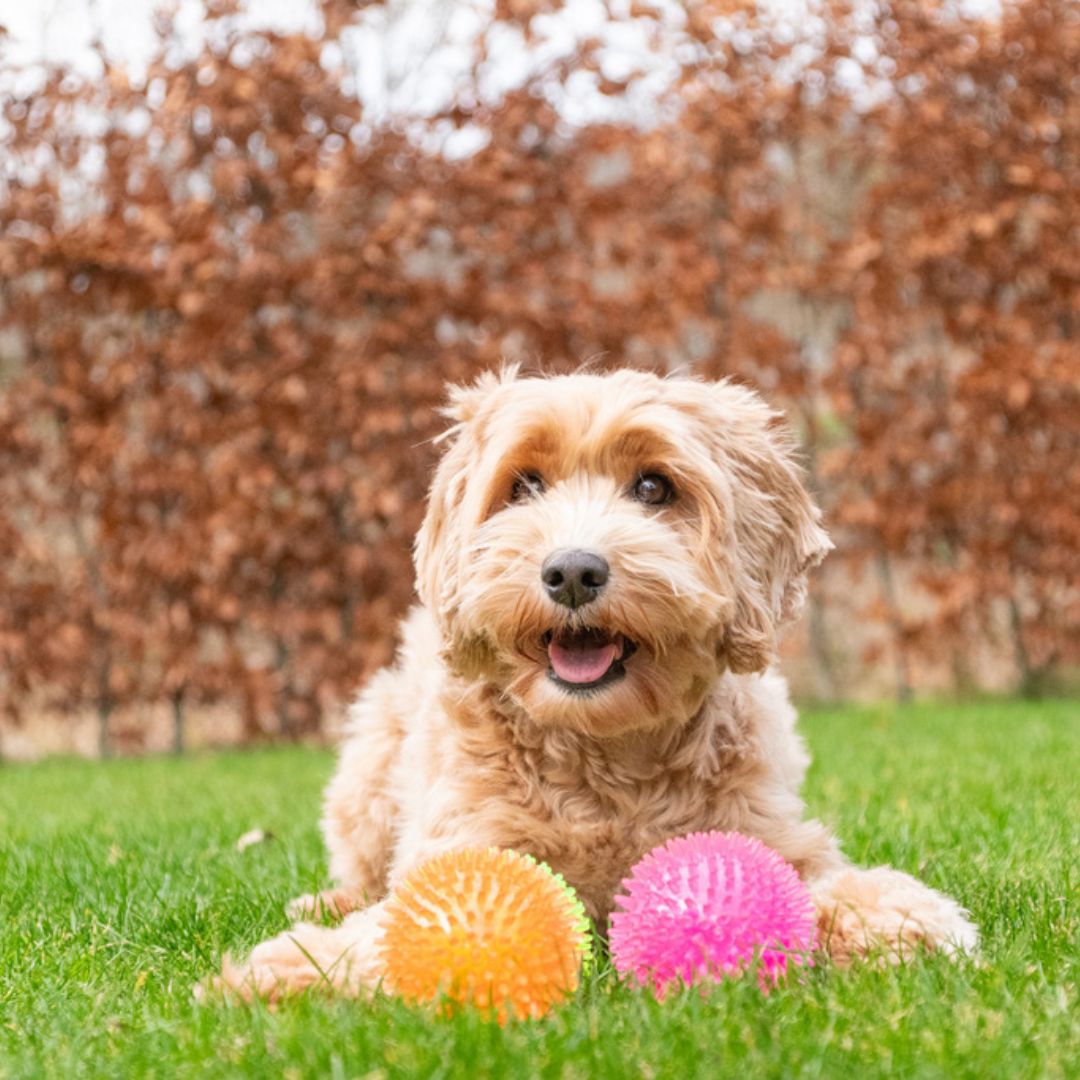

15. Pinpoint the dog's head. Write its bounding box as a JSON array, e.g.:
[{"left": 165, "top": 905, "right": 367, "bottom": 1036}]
[{"left": 415, "top": 369, "right": 830, "bottom": 736}]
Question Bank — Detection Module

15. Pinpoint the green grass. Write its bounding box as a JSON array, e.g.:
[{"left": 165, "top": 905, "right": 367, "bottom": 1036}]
[{"left": 2, "top": 699, "right": 1078, "bottom": 1078}]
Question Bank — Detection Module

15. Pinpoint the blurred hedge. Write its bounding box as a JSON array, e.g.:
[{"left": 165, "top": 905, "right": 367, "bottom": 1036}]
[{"left": 1, "top": 0, "right": 1076, "bottom": 754}]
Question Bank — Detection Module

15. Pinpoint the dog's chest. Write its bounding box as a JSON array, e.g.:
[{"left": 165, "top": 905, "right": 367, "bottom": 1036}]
[
  {"left": 469, "top": 710, "right": 752, "bottom": 921},
  {"left": 494, "top": 764, "right": 717, "bottom": 922}
]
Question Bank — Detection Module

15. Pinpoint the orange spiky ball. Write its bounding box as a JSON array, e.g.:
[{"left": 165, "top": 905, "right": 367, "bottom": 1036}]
[{"left": 380, "top": 847, "right": 591, "bottom": 1023}]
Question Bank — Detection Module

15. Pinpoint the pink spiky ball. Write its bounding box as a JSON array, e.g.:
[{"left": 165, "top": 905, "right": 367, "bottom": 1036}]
[{"left": 609, "top": 831, "right": 817, "bottom": 996}]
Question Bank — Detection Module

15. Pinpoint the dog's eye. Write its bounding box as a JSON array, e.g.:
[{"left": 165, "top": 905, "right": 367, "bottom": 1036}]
[
  {"left": 632, "top": 473, "right": 674, "bottom": 506},
  {"left": 510, "top": 472, "right": 546, "bottom": 503}
]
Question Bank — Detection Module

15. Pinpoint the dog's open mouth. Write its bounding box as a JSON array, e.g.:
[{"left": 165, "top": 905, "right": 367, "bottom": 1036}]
[{"left": 542, "top": 628, "right": 637, "bottom": 693}]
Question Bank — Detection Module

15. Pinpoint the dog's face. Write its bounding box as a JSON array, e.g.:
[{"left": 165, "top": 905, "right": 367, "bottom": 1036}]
[{"left": 415, "top": 370, "right": 830, "bottom": 737}]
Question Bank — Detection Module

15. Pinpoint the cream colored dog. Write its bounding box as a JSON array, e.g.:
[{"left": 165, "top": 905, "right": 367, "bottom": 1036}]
[{"left": 217, "top": 368, "right": 977, "bottom": 999}]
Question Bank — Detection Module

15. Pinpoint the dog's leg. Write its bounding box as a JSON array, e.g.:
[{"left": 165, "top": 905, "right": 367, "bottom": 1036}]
[
  {"left": 220, "top": 827, "right": 491, "bottom": 1001},
  {"left": 284, "top": 671, "right": 411, "bottom": 921},
  {"left": 809, "top": 864, "right": 979, "bottom": 966},
  {"left": 285, "top": 886, "right": 363, "bottom": 923},
  {"left": 745, "top": 793, "right": 978, "bottom": 965},
  {"left": 753, "top": 809, "right": 847, "bottom": 883},
  {"left": 212, "top": 902, "right": 389, "bottom": 1002}
]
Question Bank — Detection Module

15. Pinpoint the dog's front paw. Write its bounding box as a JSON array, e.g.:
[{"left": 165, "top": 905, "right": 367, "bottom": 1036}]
[
  {"left": 200, "top": 904, "right": 389, "bottom": 1003},
  {"left": 812, "top": 866, "right": 979, "bottom": 967},
  {"left": 205, "top": 926, "right": 339, "bottom": 1003},
  {"left": 285, "top": 887, "right": 362, "bottom": 923}
]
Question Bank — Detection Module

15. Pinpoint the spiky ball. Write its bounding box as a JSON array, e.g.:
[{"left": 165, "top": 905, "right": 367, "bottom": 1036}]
[
  {"left": 380, "top": 847, "right": 590, "bottom": 1023},
  {"left": 609, "top": 831, "right": 817, "bottom": 996}
]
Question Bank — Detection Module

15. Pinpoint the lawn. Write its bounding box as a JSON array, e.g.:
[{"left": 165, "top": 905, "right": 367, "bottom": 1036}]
[{"left": 2, "top": 699, "right": 1078, "bottom": 1078}]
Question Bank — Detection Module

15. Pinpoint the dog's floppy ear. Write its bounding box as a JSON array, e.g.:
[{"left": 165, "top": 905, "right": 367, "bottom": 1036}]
[
  {"left": 414, "top": 369, "right": 516, "bottom": 621},
  {"left": 699, "top": 381, "right": 833, "bottom": 674}
]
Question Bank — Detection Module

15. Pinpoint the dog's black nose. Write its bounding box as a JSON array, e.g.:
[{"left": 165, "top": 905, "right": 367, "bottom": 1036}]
[{"left": 541, "top": 549, "right": 610, "bottom": 609}]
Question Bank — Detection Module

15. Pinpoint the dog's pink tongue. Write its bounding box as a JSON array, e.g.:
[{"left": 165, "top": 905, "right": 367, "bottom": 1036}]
[{"left": 548, "top": 635, "right": 619, "bottom": 684}]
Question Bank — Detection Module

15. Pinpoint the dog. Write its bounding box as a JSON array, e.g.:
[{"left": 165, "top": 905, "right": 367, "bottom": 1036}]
[{"left": 216, "top": 368, "right": 977, "bottom": 999}]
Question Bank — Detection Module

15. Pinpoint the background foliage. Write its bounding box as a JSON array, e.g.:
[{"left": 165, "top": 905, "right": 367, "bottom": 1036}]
[{"left": 1, "top": 0, "right": 1077, "bottom": 755}]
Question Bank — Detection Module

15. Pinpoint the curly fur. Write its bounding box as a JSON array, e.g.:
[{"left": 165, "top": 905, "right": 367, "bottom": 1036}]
[{"left": 212, "top": 369, "right": 977, "bottom": 1000}]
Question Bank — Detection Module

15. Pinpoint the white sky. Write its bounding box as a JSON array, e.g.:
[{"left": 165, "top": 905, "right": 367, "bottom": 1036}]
[
  {"left": 0, "top": 0, "right": 699, "bottom": 154},
  {"left": 0, "top": 0, "right": 314, "bottom": 74},
  {"left": 0, "top": 0, "right": 1001, "bottom": 147},
  {"left": 0, "top": 1, "right": 826, "bottom": 108}
]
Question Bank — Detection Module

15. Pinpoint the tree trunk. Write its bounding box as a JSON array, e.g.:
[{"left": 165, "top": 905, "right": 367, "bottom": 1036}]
[
  {"left": 807, "top": 587, "right": 838, "bottom": 703},
  {"left": 171, "top": 687, "right": 186, "bottom": 755},
  {"left": 273, "top": 637, "right": 293, "bottom": 740},
  {"left": 797, "top": 403, "right": 838, "bottom": 702},
  {"left": 97, "top": 698, "right": 112, "bottom": 759},
  {"left": 875, "top": 547, "right": 913, "bottom": 704},
  {"left": 1008, "top": 597, "right": 1048, "bottom": 699},
  {"left": 950, "top": 645, "right": 974, "bottom": 697}
]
